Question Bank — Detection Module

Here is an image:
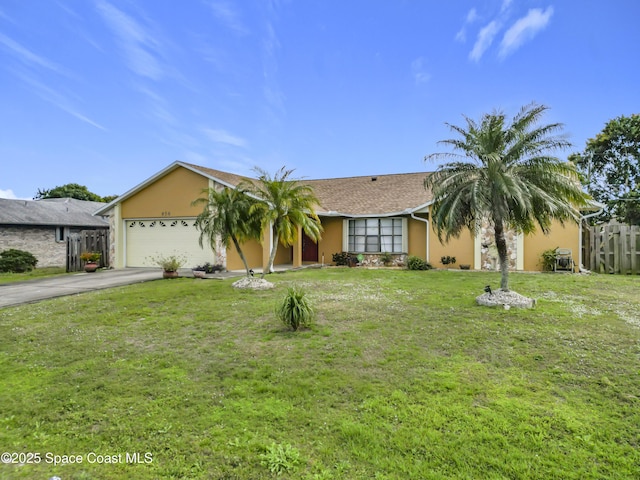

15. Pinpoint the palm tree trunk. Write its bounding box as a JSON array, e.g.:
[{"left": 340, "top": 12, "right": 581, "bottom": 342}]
[
  {"left": 493, "top": 220, "right": 510, "bottom": 291},
  {"left": 231, "top": 235, "right": 251, "bottom": 277}
]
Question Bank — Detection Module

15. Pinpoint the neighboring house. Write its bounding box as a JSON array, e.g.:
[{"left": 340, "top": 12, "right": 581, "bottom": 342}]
[
  {"left": 0, "top": 198, "right": 109, "bottom": 267},
  {"left": 95, "top": 161, "right": 585, "bottom": 272}
]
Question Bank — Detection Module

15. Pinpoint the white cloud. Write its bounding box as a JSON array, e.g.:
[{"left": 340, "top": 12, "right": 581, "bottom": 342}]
[
  {"left": 469, "top": 21, "right": 500, "bottom": 62},
  {"left": 0, "top": 189, "right": 19, "bottom": 199},
  {"left": 205, "top": 0, "right": 248, "bottom": 35},
  {"left": 0, "top": 33, "right": 68, "bottom": 75},
  {"left": 499, "top": 7, "right": 554, "bottom": 58},
  {"left": 96, "top": 0, "right": 164, "bottom": 80},
  {"left": 455, "top": 8, "right": 478, "bottom": 43},
  {"left": 411, "top": 57, "right": 431, "bottom": 85},
  {"left": 501, "top": 0, "right": 513, "bottom": 13},
  {"left": 202, "top": 128, "right": 248, "bottom": 148},
  {"left": 17, "top": 72, "right": 106, "bottom": 130},
  {"left": 466, "top": 8, "right": 478, "bottom": 23}
]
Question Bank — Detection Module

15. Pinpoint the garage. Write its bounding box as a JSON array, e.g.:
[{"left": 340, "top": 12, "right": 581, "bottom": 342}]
[{"left": 125, "top": 218, "right": 215, "bottom": 268}]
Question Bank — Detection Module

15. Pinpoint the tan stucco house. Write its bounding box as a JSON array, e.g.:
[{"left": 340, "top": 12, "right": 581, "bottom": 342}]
[{"left": 94, "top": 161, "right": 583, "bottom": 272}]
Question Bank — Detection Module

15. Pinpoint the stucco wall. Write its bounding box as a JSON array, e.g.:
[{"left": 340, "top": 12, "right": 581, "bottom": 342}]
[
  {"left": 428, "top": 222, "right": 475, "bottom": 268},
  {"left": 317, "top": 217, "right": 343, "bottom": 263},
  {"left": 523, "top": 220, "right": 580, "bottom": 271},
  {"left": 0, "top": 226, "right": 66, "bottom": 267},
  {"left": 407, "top": 216, "right": 428, "bottom": 259},
  {"left": 226, "top": 238, "right": 264, "bottom": 271},
  {"left": 121, "top": 167, "right": 209, "bottom": 219}
]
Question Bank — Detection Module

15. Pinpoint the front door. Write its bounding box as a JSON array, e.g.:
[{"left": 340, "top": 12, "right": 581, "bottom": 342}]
[{"left": 301, "top": 232, "right": 318, "bottom": 262}]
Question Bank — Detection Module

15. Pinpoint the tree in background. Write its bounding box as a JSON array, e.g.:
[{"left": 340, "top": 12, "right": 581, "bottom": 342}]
[
  {"left": 570, "top": 113, "right": 640, "bottom": 225},
  {"left": 243, "top": 167, "right": 323, "bottom": 276},
  {"left": 35, "top": 183, "right": 117, "bottom": 203},
  {"left": 192, "top": 187, "right": 263, "bottom": 277},
  {"left": 425, "top": 103, "right": 590, "bottom": 291}
]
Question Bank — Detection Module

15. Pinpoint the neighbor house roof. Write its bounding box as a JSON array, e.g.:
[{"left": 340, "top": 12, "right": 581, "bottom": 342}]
[
  {"left": 0, "top": 198, "right": 109, "bottom": 227},
  {"left": 94, "top": 161, "right": 434, "bottom": 218}
]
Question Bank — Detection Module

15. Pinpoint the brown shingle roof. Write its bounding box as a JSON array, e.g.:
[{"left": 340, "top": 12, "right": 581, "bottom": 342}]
[
  {"left": 183, "top": 163, "right": 251, "bottom": 187},
  {"left": 188, "top": 163, "right": 434, "bottom": 216},
  {"left": 304, "top": 172, "right": 434, "bottom": 216}
]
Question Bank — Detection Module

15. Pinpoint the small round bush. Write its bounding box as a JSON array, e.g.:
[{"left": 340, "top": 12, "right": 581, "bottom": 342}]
[
  {"left": 0, "top": 248, "right": 38, "bottom": 273},
  {"left": 406, "top": 255, "right": 431, "bottom": 271},
  {"left": 276, "top": 287, "right": 313, "bottom": 331}
]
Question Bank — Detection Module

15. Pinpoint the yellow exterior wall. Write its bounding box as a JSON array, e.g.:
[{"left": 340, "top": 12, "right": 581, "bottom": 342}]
[
  {"left": 407, "top": 217, "right": 428, "bottom": 259},
  {"left": 317, "top": 217, "right": 343, "bottom": 263},
  {"left": 523, "top": 220, "right": 580, "bottom": 272},
  {"left": 428, "top": 221, "right": 475, "bottom": 268},
  {"left": 121, "top": 167, "right": 208, "bottom": 218},
  {"left": 227, "top": 238, "right": 264, "bottom": 271}
]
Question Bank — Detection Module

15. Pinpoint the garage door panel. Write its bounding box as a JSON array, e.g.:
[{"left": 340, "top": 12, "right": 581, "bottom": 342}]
[{"left": 125, "top": 219, "right": 214, "bottom": 268}]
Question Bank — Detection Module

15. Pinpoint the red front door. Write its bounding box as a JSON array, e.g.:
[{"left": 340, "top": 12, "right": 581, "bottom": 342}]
[{"left": 302, "top": 232, "right": 318, "bottom": 262}]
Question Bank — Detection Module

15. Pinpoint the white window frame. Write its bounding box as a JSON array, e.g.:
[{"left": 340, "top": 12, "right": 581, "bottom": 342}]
[
  {"left": 55, "top": 226, "right": 65, "bottom": 243},
  {"left": 343, "top": 217, "right": 408, "bottom": 253}
]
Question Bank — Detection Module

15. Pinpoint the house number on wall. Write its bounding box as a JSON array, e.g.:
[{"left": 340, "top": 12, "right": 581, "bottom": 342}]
[{"left": 161, "top": 211, "right": 171, "bottom": 217}]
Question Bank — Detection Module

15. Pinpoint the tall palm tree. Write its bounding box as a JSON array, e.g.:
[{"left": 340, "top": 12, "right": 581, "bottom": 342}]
[
  {"left": 192, "top": 186, "right": 262, "bottom": 277},
  {"left": 425, "top": 103, "right": 590, "bottom": 291},
  {"left": 243, "top": 167, "right": 323, "bottom": 276}
]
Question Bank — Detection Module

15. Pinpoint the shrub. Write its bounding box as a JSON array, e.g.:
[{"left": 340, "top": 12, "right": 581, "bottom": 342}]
[
  {"left": 193, "top": 262, "right": 224, "bottom": 273},
  {"left": 276, "top": 287, "right": 313, "bottom": 331},
  {"left": 406, "top": 255, "right": 431, "bottom": 271},
  {"left": 332, "top": 252, "right": 352, "bottom": 266},
  {"left": 379, "top": 251, "right": 393, "bottom": 266},
  {"left": 441, "top": 255, "right": 457, "bottom": 265},
  {"left": 0, "top": 248, "right": 38, "bottom": 273},
  {"left": 540, "top": 247, "right": 559, "bottom": 271}
]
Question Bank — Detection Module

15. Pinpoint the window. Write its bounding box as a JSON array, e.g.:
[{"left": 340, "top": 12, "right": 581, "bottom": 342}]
[
  {"left": 348, "top": 218, "right": 403, "bottom": 253},
  {"left": 55, "top": 227, "right": 65, "bottom": 242}
]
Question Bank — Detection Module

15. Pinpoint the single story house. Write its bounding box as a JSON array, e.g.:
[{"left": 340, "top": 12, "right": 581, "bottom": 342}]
[
  {"left": 94, "top": 161, "right": 584, "bottom": 272},
  {"left": 0, "top": 197, "right": 110, "bottom": 267}
]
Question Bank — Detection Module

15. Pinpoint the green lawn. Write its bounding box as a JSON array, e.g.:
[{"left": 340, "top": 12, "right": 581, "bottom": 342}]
[
  {"left": 1, "top": 269, "right": 638, "bottom": 479},
  {"left": 0, "top": 266, "right": 67, "bottom": 284}
]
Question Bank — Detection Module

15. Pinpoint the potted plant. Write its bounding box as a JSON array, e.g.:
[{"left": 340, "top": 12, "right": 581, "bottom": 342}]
[
  {"left": 441, "top": 255, "right": 457, "bottom": 267},
  {"left": 80, "top": 252, "right": 101, "bottom": 272},
  {"left": 150, "top": 253, "right": 186, "bottom": 278}
]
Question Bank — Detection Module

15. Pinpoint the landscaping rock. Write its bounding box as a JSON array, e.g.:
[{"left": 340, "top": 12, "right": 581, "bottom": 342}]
[
  {"left": 232, "top": 277, "right": 275, "bottom": 290},
  {"left": 476, "top": 289, "right": 536, "bottom": 309}
]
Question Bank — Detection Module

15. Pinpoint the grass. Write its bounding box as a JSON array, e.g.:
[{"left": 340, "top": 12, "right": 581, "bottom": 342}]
[
  {"left": 0, "top": 266, "right": 67, "bottom": 284},
  {"left": 0, "top": 268, "right": 639, "bottom": 479}
]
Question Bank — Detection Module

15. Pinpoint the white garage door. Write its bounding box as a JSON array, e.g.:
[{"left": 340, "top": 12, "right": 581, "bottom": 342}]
[{"left": 125, "top": 219, "right": 215, "bottom": 268}]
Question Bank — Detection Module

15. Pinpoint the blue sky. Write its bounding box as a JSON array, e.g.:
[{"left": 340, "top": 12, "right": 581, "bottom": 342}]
[{"left": 1, "top": 1, "right": 638, "bottom": 200}]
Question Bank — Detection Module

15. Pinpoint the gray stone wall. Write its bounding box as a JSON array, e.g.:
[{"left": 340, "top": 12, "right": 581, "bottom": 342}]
[
  {"left": 0, "top": 226, "right": 66, "bottom": 267},
  {"left": 479, "top": 221, "right": 517, "bottom": 271}
]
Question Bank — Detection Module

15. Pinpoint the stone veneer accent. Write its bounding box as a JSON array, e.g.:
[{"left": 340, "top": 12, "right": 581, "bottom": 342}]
[
  {"left": 107, "top": 213, "right": 116, "bottom": 268},
  {"left": 0, "top": 226, "right": 66, "bottom": 267},
  {"left": 479, "top": 220, "right": 518, "bottom": 271},
  {"left": 354, "top": 253, "right": 408, "bottom": 267}
]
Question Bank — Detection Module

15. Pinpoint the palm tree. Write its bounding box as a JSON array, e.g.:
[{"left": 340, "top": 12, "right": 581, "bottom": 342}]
[
  {"left": 425, "top": 103, "right": 590, "bottom": 291},
  {"left": 192, "top": 186, "right": 262, "bottom": 277},
  {"left": 243, "top": 167, "right": 323, "bottom": 276}
]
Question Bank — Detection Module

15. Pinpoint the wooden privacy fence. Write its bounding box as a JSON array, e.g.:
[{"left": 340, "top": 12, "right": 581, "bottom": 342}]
[
  {"left": 66, "top": 229, "right": 109, "bottom": 272},
  {"left": 583, "top": 224, "right": 640, "bottom": 274}
]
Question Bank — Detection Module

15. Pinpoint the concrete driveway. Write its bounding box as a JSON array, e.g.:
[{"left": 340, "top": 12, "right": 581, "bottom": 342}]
[{"left": 0, "top": 268, "right": 164, "bottom": 308}]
